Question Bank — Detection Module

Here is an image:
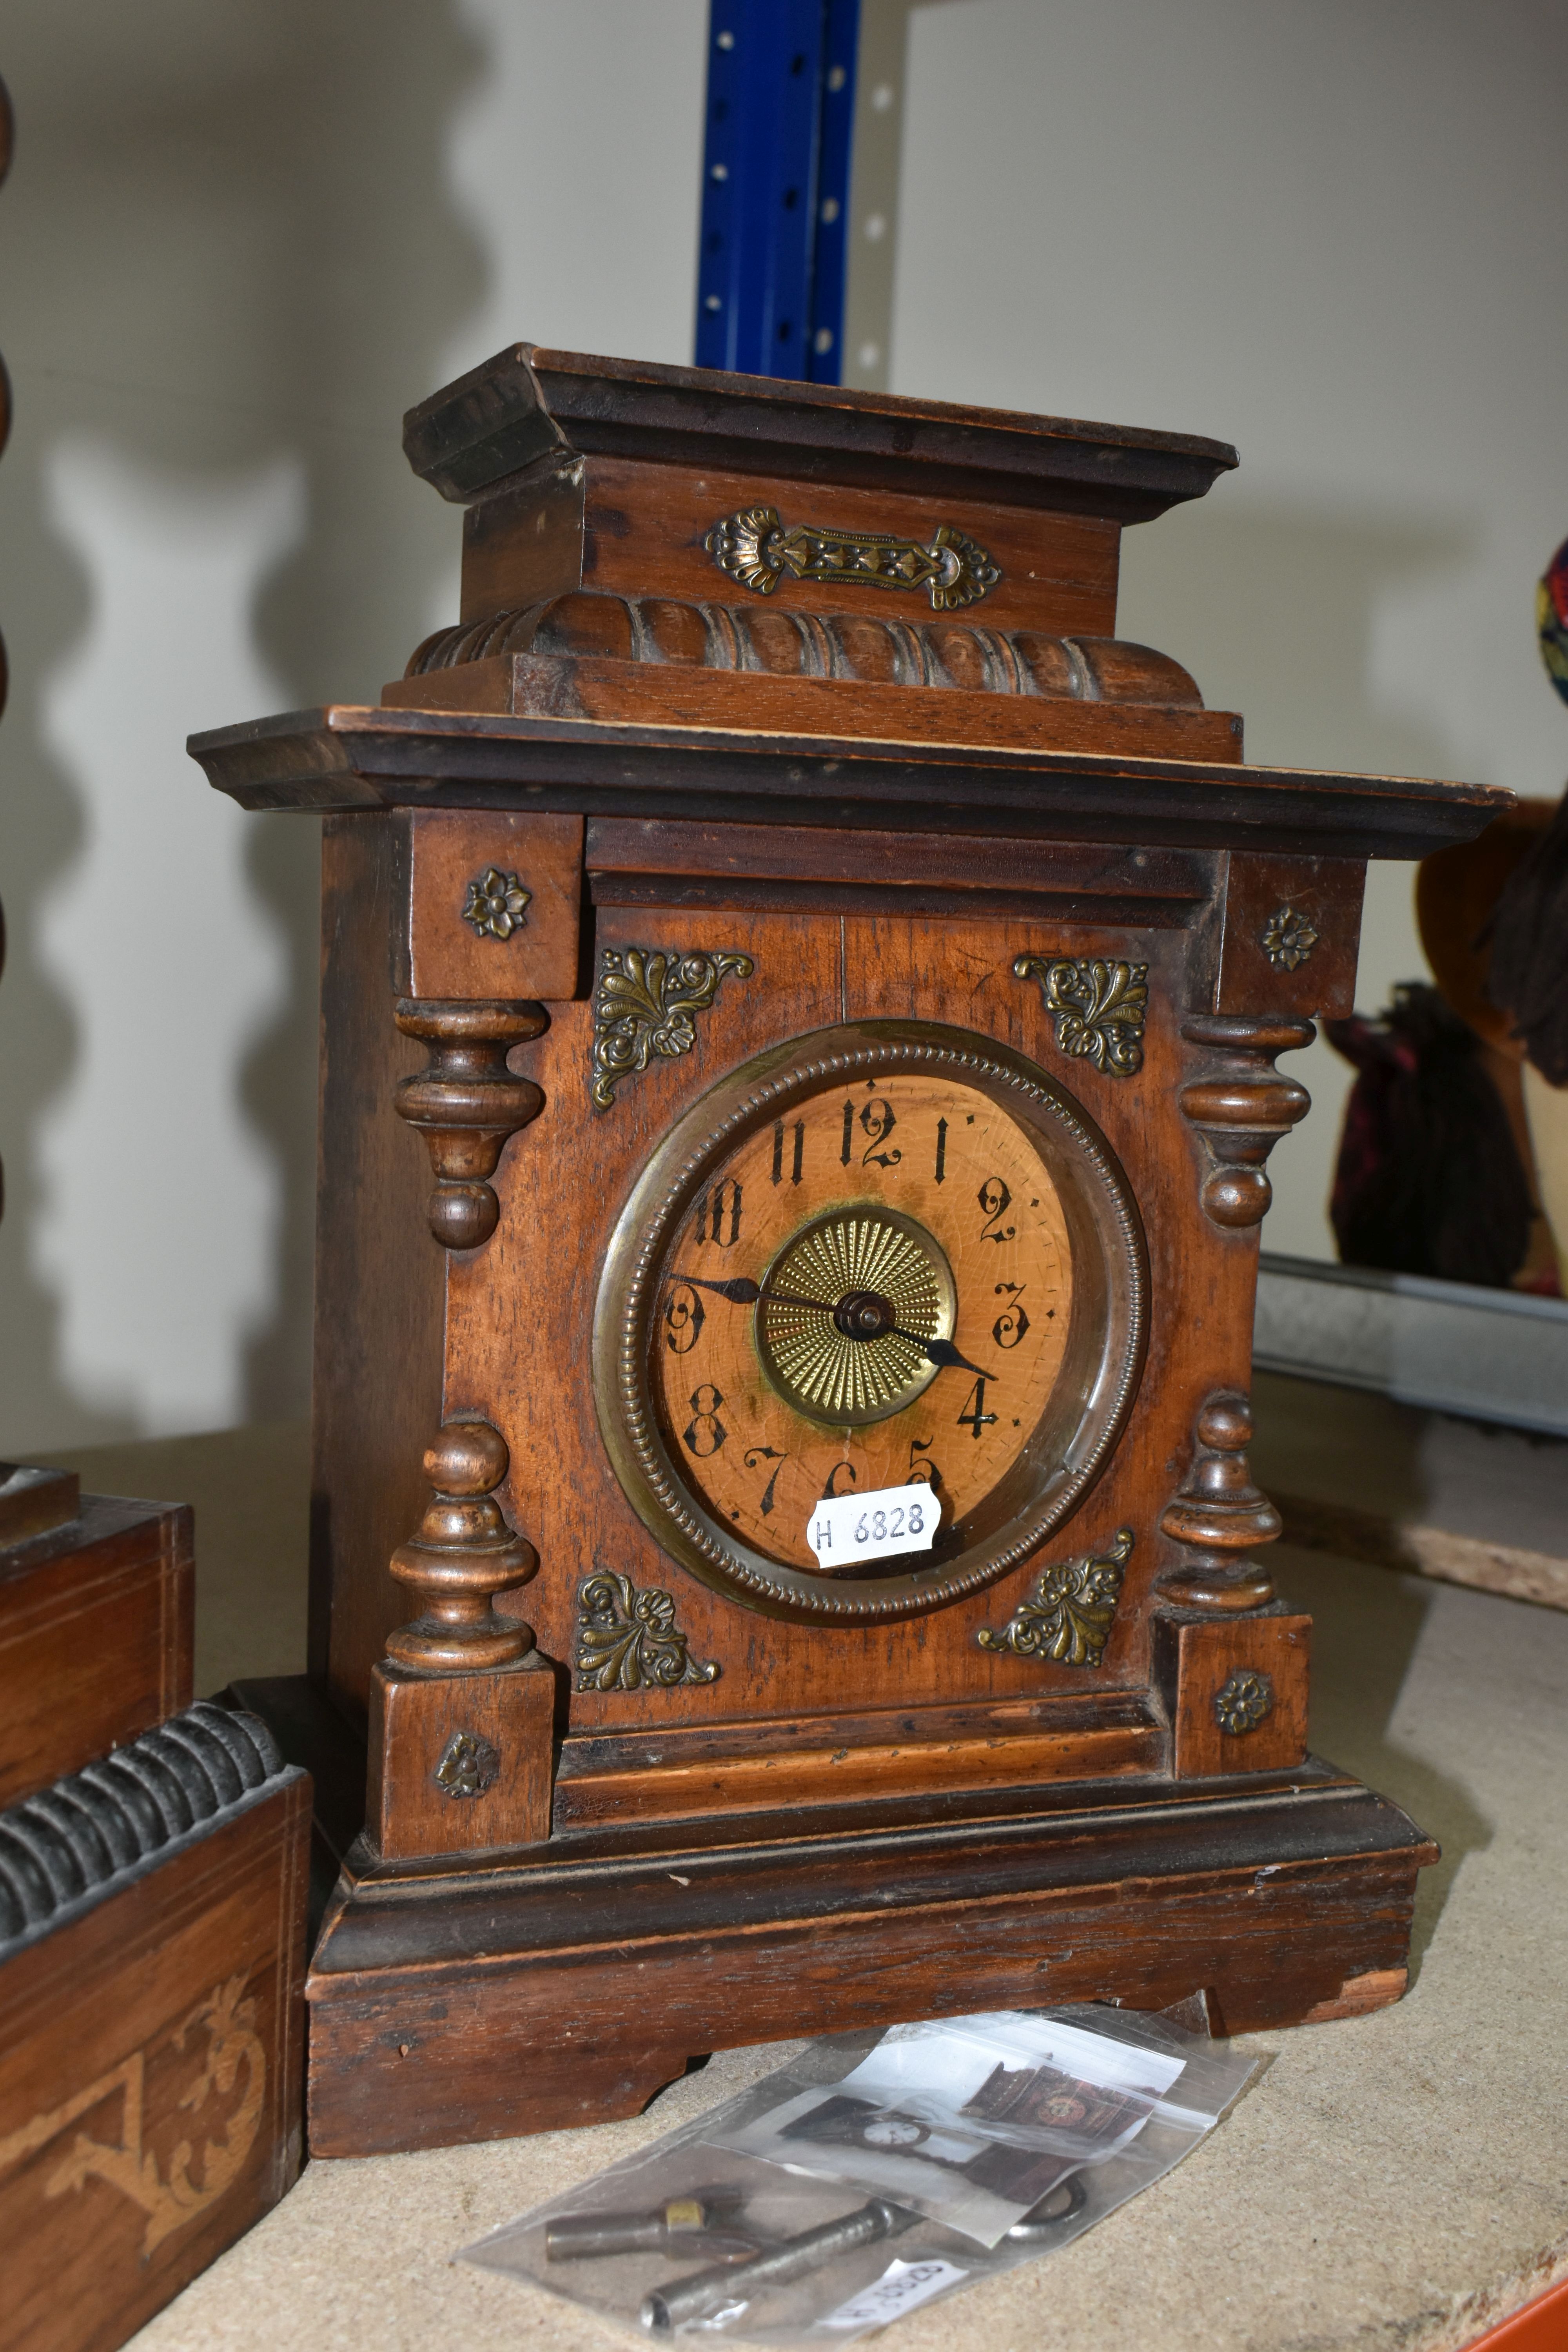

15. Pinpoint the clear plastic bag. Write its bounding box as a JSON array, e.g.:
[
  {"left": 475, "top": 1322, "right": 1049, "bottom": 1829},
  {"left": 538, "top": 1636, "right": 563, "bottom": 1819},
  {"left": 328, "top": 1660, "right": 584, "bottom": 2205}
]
[{"left": 460, "top": 2004, "right": 1257, "bottom": 2345}]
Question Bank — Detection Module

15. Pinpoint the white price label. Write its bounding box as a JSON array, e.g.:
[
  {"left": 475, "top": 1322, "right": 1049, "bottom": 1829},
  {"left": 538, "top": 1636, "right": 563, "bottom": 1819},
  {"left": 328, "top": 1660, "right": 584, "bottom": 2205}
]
[
  {"left": 805, "top": 1481, "right": 940, "bottom": 1568},
  {"left": 820, "top": 2258, "right": 969, "bottom": 2331}
]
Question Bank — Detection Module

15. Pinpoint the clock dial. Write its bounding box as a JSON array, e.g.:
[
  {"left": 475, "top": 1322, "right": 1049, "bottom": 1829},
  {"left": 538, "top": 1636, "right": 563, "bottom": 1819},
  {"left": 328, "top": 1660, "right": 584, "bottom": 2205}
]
[
  {"left": 594, "top": 1023, "right": 1146, "bottom": 1623},
  {"left": 651, "top": 1080, "right": 1074, "bottom": 1568}
]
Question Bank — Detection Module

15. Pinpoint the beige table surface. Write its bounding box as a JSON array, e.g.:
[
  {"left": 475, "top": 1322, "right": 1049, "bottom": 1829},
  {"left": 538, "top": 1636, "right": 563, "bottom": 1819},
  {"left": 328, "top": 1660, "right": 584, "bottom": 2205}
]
[{"left": 24, "top": 1406, "right": 1568, "bottom": 2352}]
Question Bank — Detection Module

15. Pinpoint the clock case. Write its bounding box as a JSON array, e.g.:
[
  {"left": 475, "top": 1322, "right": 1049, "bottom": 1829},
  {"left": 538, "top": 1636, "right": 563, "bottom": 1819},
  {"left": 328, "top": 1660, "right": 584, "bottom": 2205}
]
[{"left": 190, "top": 347, "right": 1506, "bottom": 2160}]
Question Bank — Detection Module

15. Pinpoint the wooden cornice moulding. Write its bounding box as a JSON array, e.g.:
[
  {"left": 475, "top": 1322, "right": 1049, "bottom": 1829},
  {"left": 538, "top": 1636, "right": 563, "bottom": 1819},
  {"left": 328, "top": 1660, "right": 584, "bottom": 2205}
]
[
  {"left": 189, "top": 704, "right": 1510, "bottom": 859},
  {"left": 400, "top": 342, "right": 1239, "bottom": 521}
]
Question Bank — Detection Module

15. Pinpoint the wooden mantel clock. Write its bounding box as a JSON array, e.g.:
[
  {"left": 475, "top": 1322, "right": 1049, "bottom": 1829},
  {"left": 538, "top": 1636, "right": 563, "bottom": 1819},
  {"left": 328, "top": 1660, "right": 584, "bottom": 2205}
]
[{"left": 191, "top": 346, "right": 1505, "bottom": 2160}]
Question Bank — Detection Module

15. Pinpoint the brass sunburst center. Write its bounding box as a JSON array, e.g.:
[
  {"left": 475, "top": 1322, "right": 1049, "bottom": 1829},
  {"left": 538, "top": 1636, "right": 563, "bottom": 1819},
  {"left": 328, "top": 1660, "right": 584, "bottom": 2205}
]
[{"left": 754, "top": 1207, "right": 957, "bottom": 1428}]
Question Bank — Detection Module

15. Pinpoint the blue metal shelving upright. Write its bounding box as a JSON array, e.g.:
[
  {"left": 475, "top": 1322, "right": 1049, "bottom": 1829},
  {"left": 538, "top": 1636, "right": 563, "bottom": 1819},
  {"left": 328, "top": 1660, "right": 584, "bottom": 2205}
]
[{"left": 694, "top": 0, "right": 861, "bottom": 384}]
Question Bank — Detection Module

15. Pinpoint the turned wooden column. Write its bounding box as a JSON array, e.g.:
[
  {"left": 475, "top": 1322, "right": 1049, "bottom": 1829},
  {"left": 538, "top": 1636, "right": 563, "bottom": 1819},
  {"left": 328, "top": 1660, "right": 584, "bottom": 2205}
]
[
  {"left": 1159, "top": 1390, "right": 1280, "bottom": 1611},
  {"left": 394, "top": 999, "right": 545, "bottom": 1248},
  {"left": 369, "top": 1421, "right": 554, "bottom": 1859},
  {"left": 1179, "top": 1014, "right": 1313, "bottom": 1227},
  {"left": 385, "top": 1421, "right": 537, "bottom": 1671}
]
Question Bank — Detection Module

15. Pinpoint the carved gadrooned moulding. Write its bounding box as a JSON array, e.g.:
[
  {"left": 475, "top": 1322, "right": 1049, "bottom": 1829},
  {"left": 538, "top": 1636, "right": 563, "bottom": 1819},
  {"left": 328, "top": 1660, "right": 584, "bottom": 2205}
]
[
  {"left": 405, "top": 589, "right": 1204, "bottom": 711},
  {"left": 1178, "top": 1014, "right": 1314, "bottom": 1229},
  {"left": 385, "top": 1421, "right": 537, "bottom": 1675},
  {"left": 1159, "top": 1391, "right": 1280, "bottom": 1612},
  {"left": 394, "top": 998, "right": 546, "bottom": 1248}
]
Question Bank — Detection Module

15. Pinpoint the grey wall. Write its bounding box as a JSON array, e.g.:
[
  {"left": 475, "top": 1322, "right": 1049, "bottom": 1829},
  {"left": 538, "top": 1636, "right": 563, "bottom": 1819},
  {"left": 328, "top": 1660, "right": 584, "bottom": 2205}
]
[
  {"left": 2, "top": 0, "right": 1563, "bottom": 1447},
  {"left": 892, "top": 0, "right": 1568, "bottom": 1254},
  {"left": 0, "top": 0, "right": 704, "bottom": 1448}
]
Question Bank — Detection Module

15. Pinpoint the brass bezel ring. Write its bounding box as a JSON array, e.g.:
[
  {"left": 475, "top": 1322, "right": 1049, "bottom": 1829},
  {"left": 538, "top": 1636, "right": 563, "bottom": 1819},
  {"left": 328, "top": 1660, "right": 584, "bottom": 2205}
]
[{"left": 591, "top": 1020, "right": 1148, "bottom": 1624}]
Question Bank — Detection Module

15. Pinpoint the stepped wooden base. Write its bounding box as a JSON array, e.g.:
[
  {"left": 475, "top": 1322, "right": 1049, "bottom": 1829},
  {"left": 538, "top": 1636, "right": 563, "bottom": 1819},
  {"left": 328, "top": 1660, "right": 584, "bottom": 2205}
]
[{"left": 304, "top": 1757, "right": 1436, "bottom": 2158}]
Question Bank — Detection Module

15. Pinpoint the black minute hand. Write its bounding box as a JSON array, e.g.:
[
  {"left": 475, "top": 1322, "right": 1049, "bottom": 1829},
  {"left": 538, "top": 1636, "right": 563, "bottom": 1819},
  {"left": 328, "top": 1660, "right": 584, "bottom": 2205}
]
[
  {"left": 670, "top": 1272, "right": 847, "bottom": 1314},
  {"left": 668, "top": 1275, "right": 996, "bottom": 1380}
]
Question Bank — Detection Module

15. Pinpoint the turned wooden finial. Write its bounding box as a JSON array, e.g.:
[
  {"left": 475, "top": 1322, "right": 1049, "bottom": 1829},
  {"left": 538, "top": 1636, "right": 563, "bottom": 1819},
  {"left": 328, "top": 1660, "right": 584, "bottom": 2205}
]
[
  {"left": 394, "top": 1000, "right": 546, "bottom": 1249},
  {"left": 385, "top": 1421, "right": 537, "bottom": 1673},
  {"left": 1178, "top": 1015, "right": 1314, "bottom": 1229},
  {"left": 1158, "top": 1390, "right": 1280, "bottom": 1611}
]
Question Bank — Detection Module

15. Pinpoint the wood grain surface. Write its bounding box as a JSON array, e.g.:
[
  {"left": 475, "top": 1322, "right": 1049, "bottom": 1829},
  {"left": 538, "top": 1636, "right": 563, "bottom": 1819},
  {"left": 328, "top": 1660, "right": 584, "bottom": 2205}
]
[
  {"left": 312, "top": 819, "right": 445, "bottom": 1721},
  {"left": 0, "top": 1497, "right": 192, "bottom": 1808},
  {"left": 189, "top": 702, "right": 1509, "bottom": 860},
  {"left": 398, "top": 808, "right": 583, "bottom": 1002},
  {"left": 306, "top": 1763, "right": 1432, "bottom": 2154},
  {"left": 387, "top": 648, "right": 1245, "bottom": 766},
  {"left": 462, "top": 456, "right": 1125, "bottom": 637}
]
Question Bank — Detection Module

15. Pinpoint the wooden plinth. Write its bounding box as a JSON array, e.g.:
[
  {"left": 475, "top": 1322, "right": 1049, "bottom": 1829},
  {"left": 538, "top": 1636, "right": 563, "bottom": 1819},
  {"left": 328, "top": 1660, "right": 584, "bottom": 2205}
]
[{"left": 305, "top": 1757, "right": 1435, "bottom": 2158}]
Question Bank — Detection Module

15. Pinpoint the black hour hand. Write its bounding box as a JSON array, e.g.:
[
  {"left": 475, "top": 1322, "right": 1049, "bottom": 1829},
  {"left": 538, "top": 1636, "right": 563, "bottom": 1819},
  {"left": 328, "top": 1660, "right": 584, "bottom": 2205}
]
[
  {"left": 669, "top": 1271, "right": 764, "bottom": 1306},
  {"left": 894, "top": 1328, "right": 997, "bottom": 1381}
]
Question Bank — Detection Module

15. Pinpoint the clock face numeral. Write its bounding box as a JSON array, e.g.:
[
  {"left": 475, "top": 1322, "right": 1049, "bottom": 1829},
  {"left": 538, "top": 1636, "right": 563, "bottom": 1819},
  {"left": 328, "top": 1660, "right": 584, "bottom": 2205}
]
[
  {"left": 744, "top": 1445, "right": 788, "bottom": 1515},
  {"left": 859, "top": 1098, "right": 901, "bottom": 1169},
  {"left": 934, "top": 1117, "right": 948, "bottom": 1184},
  {"left": 992, "top": 1283, "right": 1030, "bottom": 1350},
  {"left": 977, "top": 1176, "right": 1015, "bottom": 1244},
  {"left": 693, "top": 1181, "right": 744, "bottom": 1248},
  {"left": 662, "top": 1283, "right": 706, "bottom": 1354},
  {"left": 771, "top": 1119, "right": 806, "bottom": 1186},
  {"left": 956, "top": 1377, "right": 998, "bottom": 1439},
  {"left": 907, "top": 1435, "right": 944, "bottom": 1493},
  {"left": 682, "top": 1382, "right": 728, "bottom": 1456}
]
